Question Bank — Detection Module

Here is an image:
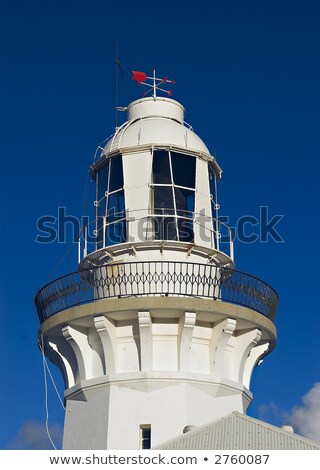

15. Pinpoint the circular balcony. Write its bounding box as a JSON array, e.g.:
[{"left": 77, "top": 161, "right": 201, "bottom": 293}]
[{"left": 35, "top": 262, "right": 278, "bottom": 324}]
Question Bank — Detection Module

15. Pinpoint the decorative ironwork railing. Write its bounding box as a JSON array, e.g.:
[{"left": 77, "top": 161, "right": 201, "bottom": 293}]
[{"left": 35, "top": 262, "right": 278, "bottom": 324}]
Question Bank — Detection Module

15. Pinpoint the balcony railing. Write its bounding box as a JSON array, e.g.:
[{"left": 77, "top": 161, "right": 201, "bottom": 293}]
[{"left": 35, "top": 262, "right": 278, "bottom": 324}]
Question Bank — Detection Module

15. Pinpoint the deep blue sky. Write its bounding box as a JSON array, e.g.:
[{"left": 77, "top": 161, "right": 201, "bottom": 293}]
[{"left": 1, "top": 0, "right": 320, "bottom": 449}]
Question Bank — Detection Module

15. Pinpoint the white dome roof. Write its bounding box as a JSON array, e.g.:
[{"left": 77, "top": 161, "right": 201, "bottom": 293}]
[{"left": 102, "top": 97, "right": 210, "bottom": 155}]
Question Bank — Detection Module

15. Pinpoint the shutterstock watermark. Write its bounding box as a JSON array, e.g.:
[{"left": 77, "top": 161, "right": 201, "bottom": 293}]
[
  {"left": 35, "top": 206, "right": 284, "bottom": 245},
  {"left": 219, "top": 206, "right": 284, "bottom": 244}
]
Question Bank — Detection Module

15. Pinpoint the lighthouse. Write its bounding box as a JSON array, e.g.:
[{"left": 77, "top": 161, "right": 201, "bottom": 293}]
[{"left": 35, "top": 71, "right": 278, "bottom": 450}]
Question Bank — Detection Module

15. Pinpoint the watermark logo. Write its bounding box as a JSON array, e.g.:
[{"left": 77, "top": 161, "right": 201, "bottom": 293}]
[
  {"left": 220, "top": 206, "right": 284, "bottom": 244},
  {"left": 35, "top": 206, "right": 284, "bottom": 245}
]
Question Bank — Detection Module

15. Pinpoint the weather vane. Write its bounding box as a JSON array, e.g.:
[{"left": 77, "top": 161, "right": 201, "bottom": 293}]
[{"left": 132, "top": 68, "right": 176, "bottom": 98}]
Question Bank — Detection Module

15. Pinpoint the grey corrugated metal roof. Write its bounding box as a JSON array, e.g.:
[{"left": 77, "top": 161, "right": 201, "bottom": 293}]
[{"left": 154, "top": 412, "right": 320, "bottom": 450}]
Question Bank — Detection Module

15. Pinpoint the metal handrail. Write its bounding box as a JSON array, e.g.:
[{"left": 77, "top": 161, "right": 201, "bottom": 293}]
[
  {"left": 78, "top": 208, "right": 235, "bottom": 262},
  {"left": 35, "top": 262, "right": 278, "bottom": 325}
]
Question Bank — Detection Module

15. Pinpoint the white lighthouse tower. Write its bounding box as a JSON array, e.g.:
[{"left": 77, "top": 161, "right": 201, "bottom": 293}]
[{"left": 35, "top": 71, "right": 278, "bottom": 450}]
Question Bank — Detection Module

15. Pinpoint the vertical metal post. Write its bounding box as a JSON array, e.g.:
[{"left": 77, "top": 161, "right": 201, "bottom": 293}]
[
  {"left": 214, "top": 173, "right": 220, "bottom": 251},
  {"left": 230, "top": 229, "right": 234, "bottom": 262},
  {"left": 216, "top": 220, "right": 220, "bottom": 251},
  {"left": 153, "top": 68, "right": 156, "bottom": 98},
  {"left": 84, "top": 226, "right": 88, "bottom": 257},
  {"left": 103, "top": 216, "right": 106, "bottom": 248}
]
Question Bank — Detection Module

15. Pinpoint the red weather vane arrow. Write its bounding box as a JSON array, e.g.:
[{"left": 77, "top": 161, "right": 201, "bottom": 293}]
[{"left": 132, "top": 68, "right": 176, "bottom": 97}]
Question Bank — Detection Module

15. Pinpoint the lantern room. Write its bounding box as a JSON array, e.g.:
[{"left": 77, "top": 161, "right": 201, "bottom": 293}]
[{"left": 79, "top": 97, "right": 234, "bottom": 268}]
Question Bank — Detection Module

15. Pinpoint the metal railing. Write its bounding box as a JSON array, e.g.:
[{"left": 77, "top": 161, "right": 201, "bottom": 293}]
[
  {"left": 78, "top": 209, "right": 235, "bottom": 262},
  {"left": 35, "top": 262, "right": 278, "bottom": 324}
]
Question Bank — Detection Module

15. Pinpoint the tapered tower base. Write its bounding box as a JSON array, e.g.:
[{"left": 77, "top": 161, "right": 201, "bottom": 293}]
[{"left": 41, "top": 296, "right": 276, "bottom": 449}]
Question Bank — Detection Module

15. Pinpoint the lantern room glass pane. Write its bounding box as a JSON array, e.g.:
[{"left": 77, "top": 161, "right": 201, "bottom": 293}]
[
  {"left": 170, "top": 152, "right": 196, "bottom": 188},
  {"left": 153, "top": 185, "right": 177, "bottom": 240},
  {"left": 97, "top": 164, "right": 109, "bottom": 218},
  {"left": 177, "top": 218, "right": 193, "bottom": 242},
  {"left": 153, "top": 186, "right": 175, "bottom": 214},
  {"left": 109, "top": 156, "right": 123, "bottom": 192},
  {"left": 107, "top": 191, "right": 125, "bottom": 221},
  {"left": 175, "top": 187, "right": 194, "bottom": 216},
  {"left": 152, "top": 150, "right": 171, "bottom": 184},
  {"left": 106, "top": 220, "right": 126, "bottom": 246},
  {"left": 175, "top": 188, "right": 194, "bottom": 242},
  {"left": 95, "top": 156, "right": 125, "bottom": 249},
  {"left": 96, "top": 217, "right": 104, "bottom": 249},
  {"left": 150, "top": 150, "right": 196, "bottom": 242},
  {"left": 153, "top": 216, "right": 177, "bottom": 240},
  {"left": 106, "top": 190, "right": 125, "bottom": 245},
  {"left": 96, "top": 164, "right": 109, "bottom": 249}
]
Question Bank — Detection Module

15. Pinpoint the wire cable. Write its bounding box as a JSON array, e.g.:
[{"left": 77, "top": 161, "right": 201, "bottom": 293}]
[
  {"left": 118, "top": 61, "right": 132, "bottom": 103},
  {"left": 40, "top": 334, "right": 58, "bottom": 450},
  {"left": 39, "top": 335, "right": 65, "bottom": 411},
  {"left": 43, "top": 240, "right": 76, "bottom": 285},
  {"left": 43, "top": 357, "right": 66, "bottom": 411}
]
